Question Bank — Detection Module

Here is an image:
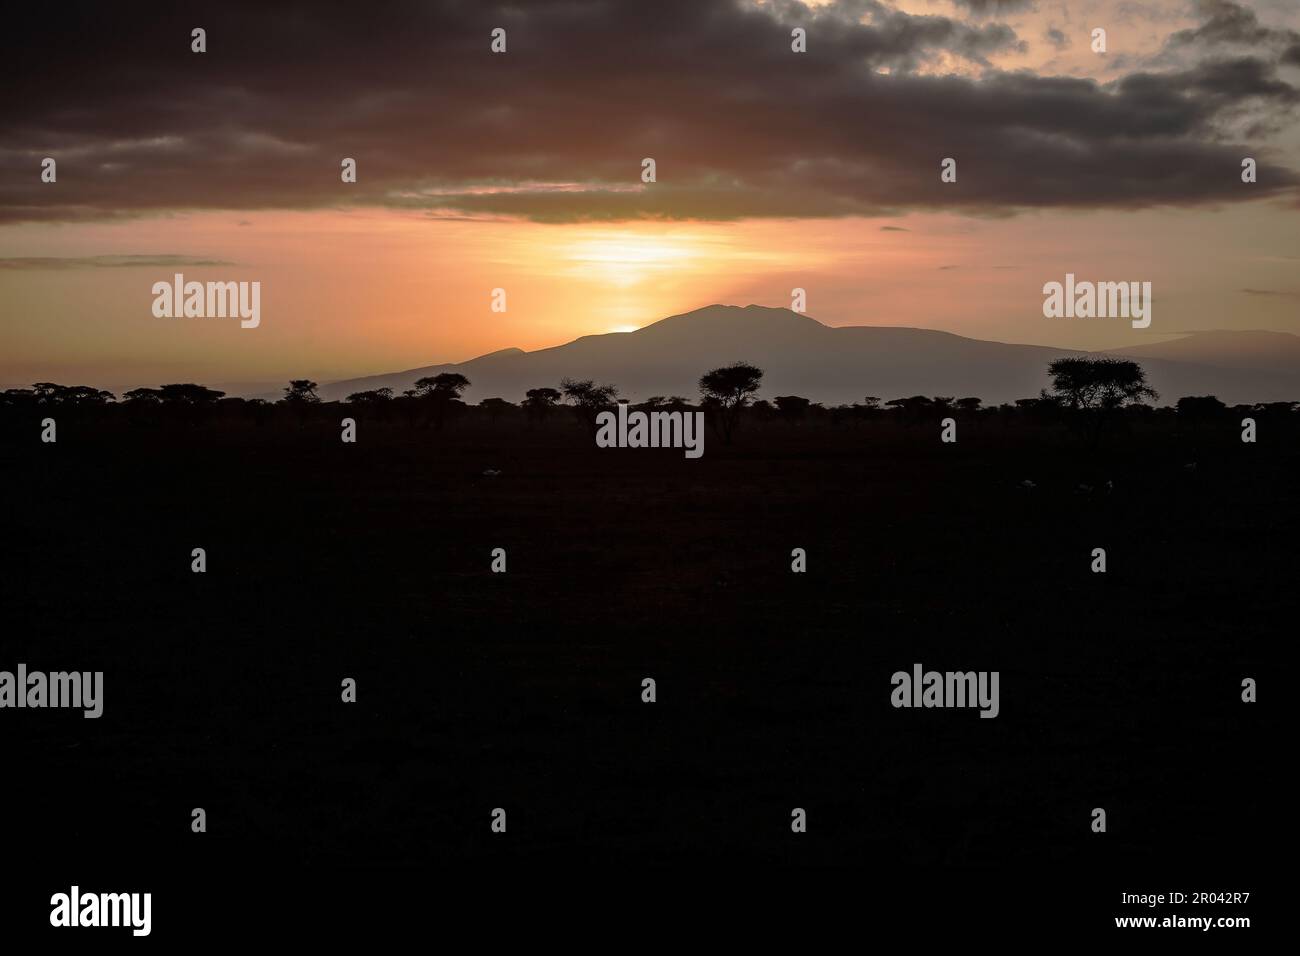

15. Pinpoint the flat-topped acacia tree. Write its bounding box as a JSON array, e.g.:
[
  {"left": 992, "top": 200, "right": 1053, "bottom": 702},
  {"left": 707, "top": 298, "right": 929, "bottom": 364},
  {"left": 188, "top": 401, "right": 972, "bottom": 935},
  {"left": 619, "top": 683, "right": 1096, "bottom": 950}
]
[
  {"left": 698, "top": 362, "right": 763, "bottom": 444},
  {"left": 522, "top": 387, "right": 561, "bottom": 424},
  {"left": 1045, "top": 357, "right": 1158, "bottom": 443},
  {"left": 281, "top": 380, "right": 321, "bottom": 404},
  {"left": 1046, "top": 358, "right": 1157, "bottom": 412},
  {"left": 560, "top": 378, "right": 620, "bottom": 429},
  {"left": 404, "top": 373, "right": 471, "bottom": 428}
]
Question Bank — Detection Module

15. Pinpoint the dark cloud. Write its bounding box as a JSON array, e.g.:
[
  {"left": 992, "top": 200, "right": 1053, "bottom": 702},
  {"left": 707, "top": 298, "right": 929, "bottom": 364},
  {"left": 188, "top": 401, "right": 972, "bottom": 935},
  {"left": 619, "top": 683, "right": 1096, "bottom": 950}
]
[
  {"left": 826, "top": 0, "right": 1027, "bottom": 67},
  {"left": 1045, "top": 27, "right": 1068, "bottom": 50},
  {"left": 948, "top": 0, "right": 1037, "bottom": 16},
  {"left": 880, "top": 225, "right": 910, "bottom": 230},
  {"left": 1169, "top": 0, "right": 1300, "bottom": 50},
  {"left": 0, "top": 0, "right": 1296, "bottom": 224}
]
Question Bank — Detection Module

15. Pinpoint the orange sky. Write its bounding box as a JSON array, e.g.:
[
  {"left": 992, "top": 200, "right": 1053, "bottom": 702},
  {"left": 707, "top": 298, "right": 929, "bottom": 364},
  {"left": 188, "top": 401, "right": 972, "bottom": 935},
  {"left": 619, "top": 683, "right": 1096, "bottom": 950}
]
[
  {"left": 2, "top": 199, "right": 1297, "bottom": 390},
  {"left": 3, "top": 1, "right": 1298, "bottom": 391}
]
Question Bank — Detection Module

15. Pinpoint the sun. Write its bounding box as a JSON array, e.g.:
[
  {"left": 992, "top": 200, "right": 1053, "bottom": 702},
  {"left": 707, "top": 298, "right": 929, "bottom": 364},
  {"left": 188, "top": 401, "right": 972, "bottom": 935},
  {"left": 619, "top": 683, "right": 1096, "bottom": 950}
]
[{"left": 560, "top": 230, "right": 699, "bottom": 288}]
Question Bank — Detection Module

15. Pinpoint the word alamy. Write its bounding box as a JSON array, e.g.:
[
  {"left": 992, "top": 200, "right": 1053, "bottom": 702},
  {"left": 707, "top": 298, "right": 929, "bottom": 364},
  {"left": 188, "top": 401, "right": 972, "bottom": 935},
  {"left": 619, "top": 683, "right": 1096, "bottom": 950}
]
[
  {"left": 891, "top": 663, "right": 1000, "bottom": 718},
  {"left": 50, "top": 886, "right": 151, "bottom": 936},
  {"left": 152, "top": 272, "right": 261, "bottom": 328},
  {"left": 596, "top": 404, "right": 705, "bottom": 459},
  {"left": 0, "top": 664, "right": 103, "bottom": 718},
  {"left": 1042, "top": 273, "right": 1152, "bottom": 328}
]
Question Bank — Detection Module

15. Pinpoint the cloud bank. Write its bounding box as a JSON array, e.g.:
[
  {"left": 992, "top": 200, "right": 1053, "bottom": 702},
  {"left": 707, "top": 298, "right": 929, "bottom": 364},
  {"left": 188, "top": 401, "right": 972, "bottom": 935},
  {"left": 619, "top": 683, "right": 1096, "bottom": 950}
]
[{"left": 1, "top": 0, "right": 1296, "bottom": 224}]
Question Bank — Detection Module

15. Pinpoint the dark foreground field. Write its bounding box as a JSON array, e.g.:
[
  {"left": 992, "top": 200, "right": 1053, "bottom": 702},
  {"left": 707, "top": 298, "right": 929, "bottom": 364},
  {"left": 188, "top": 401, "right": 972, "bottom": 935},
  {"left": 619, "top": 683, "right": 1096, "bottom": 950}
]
[{"left": 1, "top": 409, "right": 1285, "bottom": 925}]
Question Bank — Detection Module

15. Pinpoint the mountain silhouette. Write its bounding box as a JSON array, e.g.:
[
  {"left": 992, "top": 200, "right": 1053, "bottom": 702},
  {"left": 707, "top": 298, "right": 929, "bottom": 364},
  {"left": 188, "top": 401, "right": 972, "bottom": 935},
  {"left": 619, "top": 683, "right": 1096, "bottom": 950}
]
[
  {"left": 1101, "top": 329, "right": 1300, "bottom": 375},
  {"left": 306, "top": 305, "right": 1300, "bottom": 405}
]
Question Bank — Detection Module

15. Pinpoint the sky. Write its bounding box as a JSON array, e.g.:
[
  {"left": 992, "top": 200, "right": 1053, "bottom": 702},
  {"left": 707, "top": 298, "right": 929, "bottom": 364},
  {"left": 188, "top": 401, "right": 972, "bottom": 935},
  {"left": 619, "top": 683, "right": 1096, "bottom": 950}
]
[{"left": 1, "top": 0, "right": 1298, "bottom": 390}]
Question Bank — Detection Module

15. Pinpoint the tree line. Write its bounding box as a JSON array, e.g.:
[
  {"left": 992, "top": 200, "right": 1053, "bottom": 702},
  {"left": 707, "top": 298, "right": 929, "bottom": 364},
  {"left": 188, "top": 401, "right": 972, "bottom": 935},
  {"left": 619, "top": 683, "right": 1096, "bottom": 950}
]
[{"left": 4, "top": 359, "right": 1296, "bottom": 436}]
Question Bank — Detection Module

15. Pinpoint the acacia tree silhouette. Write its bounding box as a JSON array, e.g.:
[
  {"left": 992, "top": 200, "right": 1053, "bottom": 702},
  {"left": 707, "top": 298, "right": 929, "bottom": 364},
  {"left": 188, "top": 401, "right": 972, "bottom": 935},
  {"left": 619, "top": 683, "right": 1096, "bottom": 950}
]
[
  {"left": 1046, "top": 358, "right": 1156, "bottom": 411},
  {"left": 478, "top": 397, "right": 513, "bottom": 423},
  {"left": 522, "top": 387, "right": 561, "bottom": 424},
  {"left": 345, "top": 387, "right": 395, "bottom": 424},
  {"left": 1046, "top": 357, "right": 1157, "bottom": 444},
  {"left": 345, "top": 387, "right": 394, "bottom": 403},
  {"left": 773, "top": 395, "right": 811, "bottom": 423},
  {"left": 160, "top": 384, "right": 225, "bottom": 405},
  {"left": 884, "top": 395, "right": 933, "bottom": 425},
  {"left": 408, "top": 373, "right": 469, "bottom": 400},
  {"left": 699, "top": 362, "right": 763, "bottom": 444},
  {"left": 122, "top": 388, "right": 163, "bottom": 405},
  {"left": 282, "top": 380, "right": 321, "bottom": 404},
  {"left": 1175, "top": 395, "right": 1226, "bottom": 426},
  {"left": 32, "top": 383, "right": 116, "bottom": 405},
  {"left": 405, "top": 373, "right": 470, "bottom": 428},
  {"left": 121, "top": 384, "right": 224, "bottom": 425},
  {"left": 560, "top": 378, "right": 619, "bottom": 429}
]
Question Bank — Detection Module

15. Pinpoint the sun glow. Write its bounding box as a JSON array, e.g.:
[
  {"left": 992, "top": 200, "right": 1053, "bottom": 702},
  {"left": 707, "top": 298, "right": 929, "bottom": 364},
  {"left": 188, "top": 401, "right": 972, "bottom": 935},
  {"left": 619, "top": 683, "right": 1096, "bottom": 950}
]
[{"left": 561, "top": 232, "right": 703, "bottom": 288}]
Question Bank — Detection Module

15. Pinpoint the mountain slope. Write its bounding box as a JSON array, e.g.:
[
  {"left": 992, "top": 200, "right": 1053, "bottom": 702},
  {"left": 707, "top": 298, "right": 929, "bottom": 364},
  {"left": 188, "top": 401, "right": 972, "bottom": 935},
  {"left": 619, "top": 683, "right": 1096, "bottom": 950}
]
[
  {"left": 1101, "top": 330, "right": 1300, "bottom": 375},
  {"left": 308, "top": 305, "right": 1300, "bottom": 405}
]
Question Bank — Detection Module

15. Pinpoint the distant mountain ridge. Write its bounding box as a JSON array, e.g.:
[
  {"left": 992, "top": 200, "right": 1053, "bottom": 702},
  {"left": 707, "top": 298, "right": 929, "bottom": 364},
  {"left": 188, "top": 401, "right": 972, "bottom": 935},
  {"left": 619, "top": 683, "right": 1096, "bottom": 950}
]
[
  {"left": 1103, "top": 329, "right": 1300, "bottom": 375},
  {"left": 295, "top": 305, "right": 1300, "bottom": 406}
]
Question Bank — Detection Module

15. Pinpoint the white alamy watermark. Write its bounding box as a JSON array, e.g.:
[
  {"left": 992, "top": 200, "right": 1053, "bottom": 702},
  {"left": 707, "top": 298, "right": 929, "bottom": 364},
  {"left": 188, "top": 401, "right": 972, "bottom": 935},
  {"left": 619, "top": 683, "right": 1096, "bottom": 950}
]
[
  {"left": 50, "top": 886, "right": 150, "bottom": 936},
  {"left": 152, "top": 273, "right": 260, "bottom": 328},
  {"left": 1043, "top": 273, "right": 1151, "bottom": 328},
  {"left": 596, "top": 403, "right": 704, "bottom": 459},
  {"left": 891, "top": 663, "right": 999, "bottom": 718},
  {"left": 0, "top": 664, "right": 102, "bottom": 718}
]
